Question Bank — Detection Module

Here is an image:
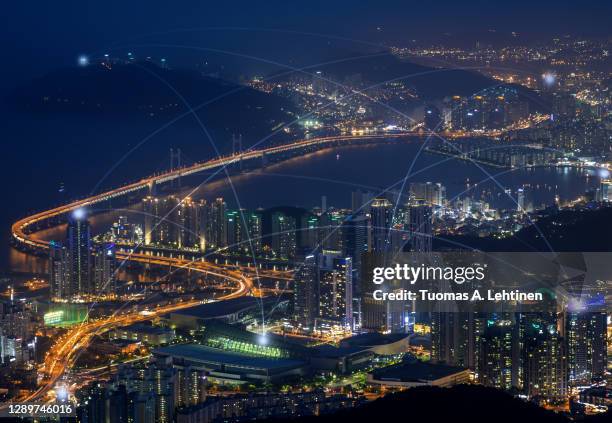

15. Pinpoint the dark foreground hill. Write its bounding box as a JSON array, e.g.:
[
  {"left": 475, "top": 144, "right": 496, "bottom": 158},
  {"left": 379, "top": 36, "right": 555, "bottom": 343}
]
[
  {"left": 7, "top": 61, "right": 298, "bottom": 148},
  {"left": 266, "top": 385, "right": 609, "bottom": 423}
]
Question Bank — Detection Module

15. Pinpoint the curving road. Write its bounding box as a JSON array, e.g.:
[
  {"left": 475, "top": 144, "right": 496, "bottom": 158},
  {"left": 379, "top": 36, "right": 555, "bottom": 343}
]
[
  {"left": 12, "top": 132, "right": 415, "bottom": 251},
  {"left": 6, "top": 123, "right": 553, "bottom": 406},
  {"left": 6, "top": 133, "right": 418, "bottom": 406},
  {"left": 19, "top": 298, "right": 214, "bottom": 404}
]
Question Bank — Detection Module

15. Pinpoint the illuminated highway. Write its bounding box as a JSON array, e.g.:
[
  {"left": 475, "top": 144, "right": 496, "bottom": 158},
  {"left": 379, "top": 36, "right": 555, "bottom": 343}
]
[
  {"left": 125, "top": 252, "right": 255, "bottom": 298},
  {"left": 8, "top": 128, "right": 554, "bottom": 405},
  {"left": 7, "top": 133, "right": 420, "bottom": 405},
  {"left": 10, "top": 115, "right": 557, "bottom": 255},
  {"left": 8, "top": 133, "right": 420, "bottom": 406},
  {"left": 0, "top": 264, "right": 252, "bottom": 407},
  {"left": 17, "top": 298, "right": 214, "bottom": 405},
  {"left": 10, "top": 133, "right": 413, "bottom": 294},
  {"left": 11, "top": 132, "right": 417, "bottom": 252}
]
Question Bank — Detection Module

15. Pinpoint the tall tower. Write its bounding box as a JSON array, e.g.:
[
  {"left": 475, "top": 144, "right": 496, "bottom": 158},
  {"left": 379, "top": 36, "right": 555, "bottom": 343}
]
[
  {"left": 225, "top": 210, "right": 242, "bottom": 253},
  {"left": 431, "top": 312, "right": 483, "bottom": 370},
  {"left": 370, "top": 197, "right": 392, "bottom": 253},
  {"left": 319, "top": 257, "right": 353, "bottom": 328},
  {"left": 232, "top": 134, "right": 242, "bottom": 155},
  {"left": 208, "top": 198, "right": 227, "bottom": 250},
  {"left": 143, "top": 196, "right": 173, "bottom": 246},
  {"left": 93, "top": 243, "right": 116, "bottom": 296},
  {"left": 177, "top": 197, "right": 200, "bottom": 250},
  {"left": 49, "top": 241, "right": 70, "bottom": 300},
  {"left": 566, "top": 312, "right": 607, "bottom": 384},
  {"left": 170, "top": 148, "right": 182, "bottom": 188},
  {"left": 271, "top": 212, "right": 296, "bottom": 259},
  {"left": 521, "top": 314, "right": 568, "bottom": 400},
  {"left": 517, "top": 188, "right": 525, "bottom": 214},
  {"left": 407, "top": 200, "right": 433, "bottom": 253},
  {"left": 478, "top": 319, "right": 518, "bottom": 390},
  {"left": 293, "top": 254, "right": 319, "bottom": 329},
  {"left": 66, "top": 209, "right": 91, "bottom": 297},
  {"left": 340, "top": 215, "right": 369, "bottom": 270}
]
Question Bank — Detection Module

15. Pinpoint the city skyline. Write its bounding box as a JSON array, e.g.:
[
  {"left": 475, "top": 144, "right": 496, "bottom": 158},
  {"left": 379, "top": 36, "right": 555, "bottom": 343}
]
[{"left": 0, "top": 2, "right": 610, "bottom": 422}]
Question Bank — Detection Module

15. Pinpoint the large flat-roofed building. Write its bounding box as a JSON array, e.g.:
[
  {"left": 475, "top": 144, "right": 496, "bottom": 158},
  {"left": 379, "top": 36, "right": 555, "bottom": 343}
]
[
  {"left": 339, "top": 332, "right": 410, "bottom": 355},
  {"left": 167, "top": 296, "right": 289, "bottom": 330},
  {"left": 367, "top": 360, "right": 470, "bottom": 389},
  {"left": 109, "top": 323, "right": 175, "bottom": 345},
  {"left": 153, "top": 344, "right": 308, "bottom": 384},
  {"left": 310, "top": 344, "right": 374, "bottom": 374}
]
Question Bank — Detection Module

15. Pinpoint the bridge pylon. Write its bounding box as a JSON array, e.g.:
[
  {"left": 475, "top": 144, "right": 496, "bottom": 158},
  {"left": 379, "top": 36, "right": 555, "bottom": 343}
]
[
  {"left": 170, "top": 148, "right": 182, "bottom": 188},
  {"left": 148, "top": 180, "right": 156, "bottom": 197},
  {"left": 232, "top": 134, "right": 243, "bottom": 171}
]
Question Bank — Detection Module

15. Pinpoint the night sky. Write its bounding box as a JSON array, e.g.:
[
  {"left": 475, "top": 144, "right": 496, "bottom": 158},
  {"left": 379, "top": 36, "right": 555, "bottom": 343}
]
[
  {"left": 2, "top": 0, "right": 611, "bottom": 90},
  {"left": 0, "top": 0, "right": 609, "bottom": 268}
]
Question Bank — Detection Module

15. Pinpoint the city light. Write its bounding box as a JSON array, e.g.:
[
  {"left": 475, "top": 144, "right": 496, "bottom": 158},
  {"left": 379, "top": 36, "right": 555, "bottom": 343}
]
[{"left": 1, "top": 5, "right": 611, "bottom": 421}]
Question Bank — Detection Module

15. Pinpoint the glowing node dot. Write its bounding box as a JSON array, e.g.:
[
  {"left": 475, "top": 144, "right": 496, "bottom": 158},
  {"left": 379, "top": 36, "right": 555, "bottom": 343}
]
[
  {"left": 78, "top": 55, "right": 89, "bottom": 67},
  {"left": 542, "top": 72, "right": 556, "bottom": 86},
  {"left": 72, "top": 208, "right": 86, "bottom": 220}
]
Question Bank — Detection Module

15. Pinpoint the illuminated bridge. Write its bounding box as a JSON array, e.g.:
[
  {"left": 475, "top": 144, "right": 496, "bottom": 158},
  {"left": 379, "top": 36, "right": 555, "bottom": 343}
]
[{"left": 12, "top": 132, "right": 414, "bottom": 253}]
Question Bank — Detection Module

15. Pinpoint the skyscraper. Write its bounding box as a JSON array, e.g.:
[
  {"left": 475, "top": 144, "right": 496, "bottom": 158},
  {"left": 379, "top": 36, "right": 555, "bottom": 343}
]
[
  {"left": 552, "top": 93, "right": 577, "bottom": 120},
  {"left": 449, "top": 95, "right": 465, "bottom": 130},
  {"left": 177, "top": 197, "right": 201, "bottom": 250},
  {"left": 522, "top": 315, "right": 567, "bottom": 400},
  {"left": 409, "top": 182, "right": 446, "bottom": 207},
  {"left": 244, "top": 211, "right": 263, "bottom": 256},
  {"left": 318, "top": 211, "right": 343, "bottom": 250},
  {"left": 66, "top": 209, "right": 92, "bottom": 297},
  {"left": 301, "top": 215, "right": 319, "bottom": 251},
  {"left": 93, "top": 243, "right": 116, "bottom": 296},
  {"left": 340, "top": 215, "right": 369, "bottom": 270},
  {"left": 566, "top": 312, "right": 607, "bottom": 384},
  {"left": 49, "top": 241, "right": 70, "bottom": 300},
  {"left": 517, "top": 188, "right": 525, "bottom": 213},
  {"left": 225, "top": 210, "right": 242, "bottom": 253},
  {"left": 143, "top": 196, "right": 173, "bottom": 246},
  {"left": 271, "top": 212, "right": 296, "bottom": 259},
  {"left": 407, "top": 201, "right": 433, "bottom": 253},
  {"left": 319, "top": 257, "right": 353, "bottom": 327},
  {"left": 478, "top": 319, "right": 518, "bottom": 391},
  {"left": 370, "top": 197, "right": 392, "bottom": 253},
  {"left": 351, "top": 190, "right": 373, "bottom": 214},
  {"left": 293, "top": 254, "right": 319, "bottom": 328},
  {"left": 208, "top": 198, "right": 227, "bottom": 250},
  {"left": 431, "top": 312, "right": 481, "bottom": 370}
]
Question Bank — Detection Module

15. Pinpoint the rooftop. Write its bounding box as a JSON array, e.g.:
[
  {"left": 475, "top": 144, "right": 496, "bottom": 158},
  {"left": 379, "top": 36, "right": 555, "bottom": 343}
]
[
  {"left": 153, "top": 343, "right": 306, "bottom": 370},
  {"left": 119, "top": 323, "right": 174, "bottom": 335},
  {"left": 371, "top": 360, "right": 467, "bottom": 383},
  {"left": 340, "top": 332, "right": 409, "bottom": 347},
  {"left": 311, "top": 344, "right": 370, "bottom": 358},
  {"left": 170, "top": 296, "right": 278, "bottom": 319}
]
